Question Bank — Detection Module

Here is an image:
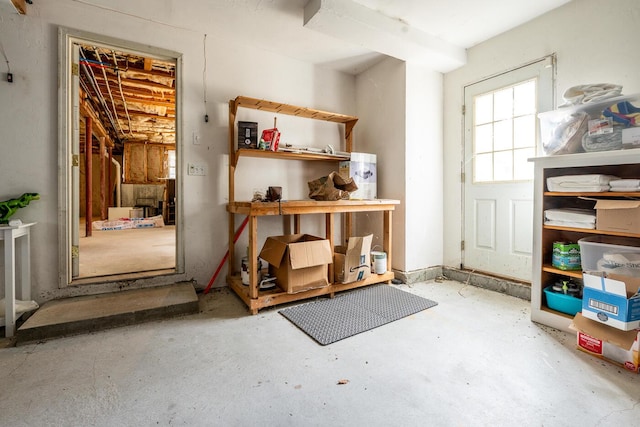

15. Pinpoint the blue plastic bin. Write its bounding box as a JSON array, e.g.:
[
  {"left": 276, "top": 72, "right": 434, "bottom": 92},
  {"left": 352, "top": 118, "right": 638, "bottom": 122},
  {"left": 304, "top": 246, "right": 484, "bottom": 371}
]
[{"left": 544, "top": 286, "right": 582, "bottom": 316}]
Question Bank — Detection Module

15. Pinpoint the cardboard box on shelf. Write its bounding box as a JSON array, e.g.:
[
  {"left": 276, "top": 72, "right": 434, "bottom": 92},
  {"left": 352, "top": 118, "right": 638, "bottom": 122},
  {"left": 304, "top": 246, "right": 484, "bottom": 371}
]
[
  {"left": 582, "top": 271, "right": 640, "bottom": 330},
  {"left": 570, "top": 312, "right": 640, "bottom": 373},
  {"left": 594, "top": 199, "right": 640, "bottom": 234},
  {"left": 259, "top": 234, "right": 333, "bottom": 294},
  {"left": 339, "top": 152, "right": 377, "bottom": 200},
  {"left": 334, "top": 234, "right": 373, "bottom": 284}
]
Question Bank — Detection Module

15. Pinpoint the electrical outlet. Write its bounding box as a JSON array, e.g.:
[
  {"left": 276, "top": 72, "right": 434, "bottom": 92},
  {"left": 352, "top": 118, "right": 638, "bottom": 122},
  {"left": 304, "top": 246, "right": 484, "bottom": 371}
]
[{"left": 188, "top": 163, "right": 206, "bottom": 176}]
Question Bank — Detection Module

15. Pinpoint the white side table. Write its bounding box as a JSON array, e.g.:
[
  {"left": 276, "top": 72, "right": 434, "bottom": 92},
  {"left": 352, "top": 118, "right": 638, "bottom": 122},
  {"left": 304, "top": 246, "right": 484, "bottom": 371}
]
[{"left": 1, "top": 222, "right": 35, "bottom": 337}]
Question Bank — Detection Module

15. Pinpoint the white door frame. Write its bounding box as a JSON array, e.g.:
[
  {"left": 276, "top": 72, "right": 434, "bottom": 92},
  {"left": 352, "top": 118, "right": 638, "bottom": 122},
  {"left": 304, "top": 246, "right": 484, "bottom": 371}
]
[
  {"left": 57, "top": 27, "right": 185, "bottom": 287},
  {"left": 461, "top": 55, "right": 555, "bottom": 281}
]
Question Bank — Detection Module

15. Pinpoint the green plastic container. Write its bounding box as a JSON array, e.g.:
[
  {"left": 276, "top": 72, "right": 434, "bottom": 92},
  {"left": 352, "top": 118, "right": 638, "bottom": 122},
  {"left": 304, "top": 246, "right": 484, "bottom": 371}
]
[{"left": 551, "top": 242, "right": 581, "bottom": 271}]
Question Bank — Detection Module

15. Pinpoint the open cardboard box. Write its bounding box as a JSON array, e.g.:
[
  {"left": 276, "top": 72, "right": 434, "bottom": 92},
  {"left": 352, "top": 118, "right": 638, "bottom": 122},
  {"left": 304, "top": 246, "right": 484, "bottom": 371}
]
[
  {"left": 582, "top": 271, "right": 640, "bottom": 330},
  {"left": 594, "top": 199, "right": 640, "bottom": 234},
  {"left": 570, "top": 312, "right": 640, "bottom": 373},
  {"left": 334, "top": 234, "right": 372, "bottom": 284},
  {"left": 259, "top": 234, "right": 333, "bottom": 294}
]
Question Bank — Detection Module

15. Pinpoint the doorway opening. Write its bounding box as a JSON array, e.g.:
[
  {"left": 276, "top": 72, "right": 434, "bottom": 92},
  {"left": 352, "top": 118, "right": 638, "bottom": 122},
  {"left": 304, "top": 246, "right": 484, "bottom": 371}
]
[{"left": 58, "top": 28, "right": 183, "bottom": 286}]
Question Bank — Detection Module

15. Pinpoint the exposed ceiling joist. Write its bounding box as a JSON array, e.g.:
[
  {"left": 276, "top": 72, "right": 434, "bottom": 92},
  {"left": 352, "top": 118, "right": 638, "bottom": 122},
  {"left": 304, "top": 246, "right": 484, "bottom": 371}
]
[
  {"left": 79, "top": 91, "right": 114, "bottom": 148},
  {"left": 95, "top": 83, "right": 175, "bottom": 102},
  {"left": 79, "top": 46, "right": 176, "bottom": 149}
]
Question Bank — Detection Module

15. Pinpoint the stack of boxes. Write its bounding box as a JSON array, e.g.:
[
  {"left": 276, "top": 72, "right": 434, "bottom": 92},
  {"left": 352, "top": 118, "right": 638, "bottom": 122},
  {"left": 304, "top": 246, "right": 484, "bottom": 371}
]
[{"left": 570, "top": 233, "right": 640, "bottom": 373}]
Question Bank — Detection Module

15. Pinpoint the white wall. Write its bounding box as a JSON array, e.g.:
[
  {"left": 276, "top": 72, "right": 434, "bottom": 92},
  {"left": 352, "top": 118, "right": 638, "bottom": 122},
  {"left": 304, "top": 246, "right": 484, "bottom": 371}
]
[
  {"left": 355, "top": 58, "right": 407, "bottom": 269},
  {"left": 0, "top": 0, "right": 355, "bottom": 301},
  {"left": 355, "top": 58, "right": 444, "bottom": 273},
  {"left": 405, "top": 63, "right": 443, "bottom": 271},
  {"left": 443, "top": 0, "right": 640, "bottom": 270}
]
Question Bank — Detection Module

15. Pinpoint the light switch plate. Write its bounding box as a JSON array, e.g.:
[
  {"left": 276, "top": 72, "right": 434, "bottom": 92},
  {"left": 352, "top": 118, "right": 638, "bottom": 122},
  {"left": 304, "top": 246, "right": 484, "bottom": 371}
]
[{"left": 188, "top": 163, "right": 206, "bottom": 176}]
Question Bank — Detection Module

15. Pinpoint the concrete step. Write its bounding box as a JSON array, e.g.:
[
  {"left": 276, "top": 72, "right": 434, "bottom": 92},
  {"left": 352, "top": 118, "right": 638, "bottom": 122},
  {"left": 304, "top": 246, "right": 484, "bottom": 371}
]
[{"left": 15, "top": 283, "right": 198, "bottom": 344}]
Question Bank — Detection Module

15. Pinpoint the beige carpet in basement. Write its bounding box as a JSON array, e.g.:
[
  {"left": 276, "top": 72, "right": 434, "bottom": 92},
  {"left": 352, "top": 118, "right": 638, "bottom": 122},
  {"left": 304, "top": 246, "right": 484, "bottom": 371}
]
[{"left": 78, "top": 225, "right": 176, "bottom": 278}]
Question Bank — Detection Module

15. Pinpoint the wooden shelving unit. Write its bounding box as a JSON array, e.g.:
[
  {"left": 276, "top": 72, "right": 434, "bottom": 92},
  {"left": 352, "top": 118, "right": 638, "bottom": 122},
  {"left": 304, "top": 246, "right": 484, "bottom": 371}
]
[
  {"left": 531, "top": 150, "right": 640, "bottom": 332},
  {"left": 227, "top": 96, "right": 400, "bottom": 314}
]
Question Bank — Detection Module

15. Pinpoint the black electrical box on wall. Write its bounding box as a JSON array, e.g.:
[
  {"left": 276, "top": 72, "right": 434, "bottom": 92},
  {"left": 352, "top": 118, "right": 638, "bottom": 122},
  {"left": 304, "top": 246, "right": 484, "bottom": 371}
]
[{"left": 238, "top": 121, "right": 258, "bottom": 149}]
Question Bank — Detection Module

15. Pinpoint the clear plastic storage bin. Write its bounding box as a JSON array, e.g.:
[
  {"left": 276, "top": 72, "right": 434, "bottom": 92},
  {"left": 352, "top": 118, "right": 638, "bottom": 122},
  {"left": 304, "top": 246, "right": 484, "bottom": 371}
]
[
  {"left": 538, "top": 93, "right": 640, "bottom": 155},
  {"left": 577, "top": 235, "right": 640, "bottom": 272}
]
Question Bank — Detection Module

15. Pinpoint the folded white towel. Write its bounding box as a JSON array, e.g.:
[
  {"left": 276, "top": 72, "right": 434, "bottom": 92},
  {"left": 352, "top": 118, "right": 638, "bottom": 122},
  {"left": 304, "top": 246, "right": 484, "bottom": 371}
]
[
  {"left": 610, "top": 179, "right": 640, "bottom": 188},
  {"left": 547, "top": 184, "right": 611, "bottom": 192},
  {"left": 544, "top": 208, "right": 596, "bottom": 223},
  {"left": 547, "top": 174, "right": 618, "bottom": 192},
  {"left": 544, "top": 220, "right": 596, "bottom": 229},
  {"left": 611, "top": 186, "right": 640, "bottom": 192}
]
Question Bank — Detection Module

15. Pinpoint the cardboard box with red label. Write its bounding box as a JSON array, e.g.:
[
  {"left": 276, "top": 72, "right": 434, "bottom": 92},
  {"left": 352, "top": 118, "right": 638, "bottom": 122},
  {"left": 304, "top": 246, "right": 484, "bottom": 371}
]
[{"left": 571, "top": 313, "right": 640, "bottom": 373}]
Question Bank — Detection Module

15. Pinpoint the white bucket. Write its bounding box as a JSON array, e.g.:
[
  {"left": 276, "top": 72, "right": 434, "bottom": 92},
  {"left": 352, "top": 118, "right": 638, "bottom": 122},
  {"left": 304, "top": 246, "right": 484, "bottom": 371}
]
[
  {"left": 371, "top": 251, "right": 387, "bottom": 274},
  {"left": 241, "top": 257, "right": 263, "bottom": 285},
  {"left": 241, "top": 257, "right": 250, "bottom": 285}
]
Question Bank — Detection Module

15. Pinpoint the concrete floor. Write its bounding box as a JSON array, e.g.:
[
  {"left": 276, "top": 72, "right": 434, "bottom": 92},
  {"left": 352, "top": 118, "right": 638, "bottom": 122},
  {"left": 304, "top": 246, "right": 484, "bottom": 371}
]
[
  {"left": 79, "top": 225, "right": 175, "bottom": 278},
  {"left": 0, "top": 280, "right": 638, "bottom": 426}
]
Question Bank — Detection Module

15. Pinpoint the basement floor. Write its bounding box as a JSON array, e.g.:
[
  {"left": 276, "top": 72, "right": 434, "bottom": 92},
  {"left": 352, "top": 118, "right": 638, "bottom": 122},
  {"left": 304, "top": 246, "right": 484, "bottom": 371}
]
[{"left": 1, "top": 280, "right": 638, "bottom": 426}]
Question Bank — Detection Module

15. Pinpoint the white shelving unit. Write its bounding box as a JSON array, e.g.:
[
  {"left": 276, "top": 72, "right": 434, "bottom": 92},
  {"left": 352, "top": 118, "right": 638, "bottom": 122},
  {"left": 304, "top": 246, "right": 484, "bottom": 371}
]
[{"left": 530, "top": 150, "right": 640, "bottom": 332}]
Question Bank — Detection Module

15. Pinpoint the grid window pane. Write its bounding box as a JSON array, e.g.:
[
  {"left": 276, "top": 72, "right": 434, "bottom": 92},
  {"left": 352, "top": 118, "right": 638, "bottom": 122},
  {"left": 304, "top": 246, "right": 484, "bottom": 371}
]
[
  {"left": 475, "top": 123, "right": 493, "bottom": 153},
  {"left": 472, "top": 79, "right": 537, "bottom": 183},
  {"left": 475, "top": 94, "right": 493, "bottom": 125},
  {"left": 494, "top": 88, "right": 513, "bottom": 121},
  {"left": 493, "top": 119, "right": 513, "bottom": 151},
  {"left": 494, "top": 150, "right": 513, "bottom": 181},
  {"left": 513, "top": 115, "right": 535, "bottom": 148},
  {"left": 475, "top": 153, "right": 493, "bottom": 182}
]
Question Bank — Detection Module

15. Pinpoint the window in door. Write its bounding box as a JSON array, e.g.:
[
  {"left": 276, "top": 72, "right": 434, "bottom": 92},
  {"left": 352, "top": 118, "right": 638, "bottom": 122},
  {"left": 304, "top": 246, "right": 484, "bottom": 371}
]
[{"left": 473, "top": 79, "right": 537, "bottom": 183}]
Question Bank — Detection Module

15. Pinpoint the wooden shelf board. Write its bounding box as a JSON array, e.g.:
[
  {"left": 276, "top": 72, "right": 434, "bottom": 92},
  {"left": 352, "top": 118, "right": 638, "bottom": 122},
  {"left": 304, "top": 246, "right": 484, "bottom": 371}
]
[
  {"left": 544, "top": 191, "right": 640, "bottom": 197},
  {"left": 543, "top": 225, "right": 640, "bottom": 238},
  {"left": 542, "top": 265, "right": 583, "bottom": 279},
  {"left": 232, "top": 96, "right": 358, "bottom": 125},
  {"left": 227, "top": 272, "right": 394, "bottom": 313},
  {"left": 235, "top": 148, "right": 349, "bottom": 163},
  {"left": 228, "top": 199, "right": 400, "bottom": 216},
  {"left": 540, "top": 305, "right": 576, "bottom": 320}
]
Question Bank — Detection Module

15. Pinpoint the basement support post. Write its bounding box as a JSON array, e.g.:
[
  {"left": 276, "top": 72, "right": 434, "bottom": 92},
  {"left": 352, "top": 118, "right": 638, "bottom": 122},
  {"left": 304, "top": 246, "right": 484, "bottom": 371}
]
[
  {"left": 108, "top": 146, "right": 113, "bottom": 207},
  {"left": 85, "top": 117, "right": 93, "bottom": 237},
  {"left": 99, "top": 137, "right": 106, "bottom": 220}
]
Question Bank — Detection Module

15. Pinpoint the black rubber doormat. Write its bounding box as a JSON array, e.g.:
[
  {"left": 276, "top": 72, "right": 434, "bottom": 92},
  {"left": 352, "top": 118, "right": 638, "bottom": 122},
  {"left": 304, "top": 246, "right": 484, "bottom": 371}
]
[{"left": 279, "top": 285, "right": 438, "bottom": 345}]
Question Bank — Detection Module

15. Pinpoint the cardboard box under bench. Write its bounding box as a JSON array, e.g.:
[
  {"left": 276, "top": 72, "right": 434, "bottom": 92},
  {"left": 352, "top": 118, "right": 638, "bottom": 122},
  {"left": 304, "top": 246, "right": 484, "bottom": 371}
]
[
  {"left": 259, "top": 234, "right": 333, "bottom": 294},
  {"left": 334, "top": 234, "right": 372, "bottom": 284}
]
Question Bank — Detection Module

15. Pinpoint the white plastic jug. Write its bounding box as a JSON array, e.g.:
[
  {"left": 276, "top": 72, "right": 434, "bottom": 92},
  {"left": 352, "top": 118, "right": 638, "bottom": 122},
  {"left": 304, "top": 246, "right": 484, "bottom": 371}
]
[{"left": 371, "top": 251, "right": 387, "bottom": 274}]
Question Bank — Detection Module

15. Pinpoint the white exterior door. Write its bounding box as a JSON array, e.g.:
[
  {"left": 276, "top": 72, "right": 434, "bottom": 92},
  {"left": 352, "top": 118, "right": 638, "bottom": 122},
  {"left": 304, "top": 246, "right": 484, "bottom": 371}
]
[{"left": 463, "top": 57, "right": 554, "bottom": 282}]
